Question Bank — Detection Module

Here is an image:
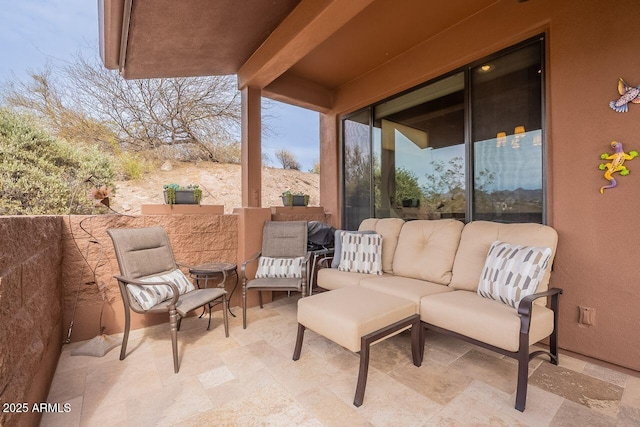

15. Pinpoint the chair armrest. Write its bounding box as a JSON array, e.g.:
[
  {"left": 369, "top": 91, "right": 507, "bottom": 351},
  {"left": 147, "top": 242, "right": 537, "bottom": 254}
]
[
  {"left": 176, "top": 261, "right": 196, "bottom": 270},
  {"left": 240, "top": 252, "right": 261, "bottom": 281},
  {"left": 518, "top": 287, "right": 563, "bottom": 334},
  {"left": 113, "top": 275, "right": 180, "bottom": 306},
  {"left": 317, "top": 256, "right": 334, "bottom": 269}
]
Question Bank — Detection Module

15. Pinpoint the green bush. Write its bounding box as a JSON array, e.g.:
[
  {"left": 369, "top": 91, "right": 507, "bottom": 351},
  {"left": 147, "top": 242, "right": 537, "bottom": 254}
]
[
  {"left": 0, "top": 108, "right": 116, "bottom": 215},
  {"left": 118, "top": 152, "right": 145, "bottom": 180}
]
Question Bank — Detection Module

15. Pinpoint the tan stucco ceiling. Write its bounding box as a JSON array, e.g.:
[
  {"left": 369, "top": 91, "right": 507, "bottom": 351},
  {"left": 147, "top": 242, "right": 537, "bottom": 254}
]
[
  {"left": 101, "top": 0, "right": 302, "bottom": 79},
  {"left": 100, "top": 0, "right": 498, "bottom": 109}
]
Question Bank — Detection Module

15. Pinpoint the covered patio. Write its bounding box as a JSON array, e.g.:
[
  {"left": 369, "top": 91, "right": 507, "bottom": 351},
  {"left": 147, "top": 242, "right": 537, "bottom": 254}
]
[
  {"left": 2, "top": 0, "right": 640, "bottom": 425},
  {"left": 42, "top": 295, "right": 640, "bottom": 426}
]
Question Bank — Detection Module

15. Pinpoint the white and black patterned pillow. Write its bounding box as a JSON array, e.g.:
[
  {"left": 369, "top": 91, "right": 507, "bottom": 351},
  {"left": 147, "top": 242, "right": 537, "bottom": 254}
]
[
  {"left": 128, "top": 269, "right": 195, "bottom": 310},
  {"left": 255, "top": 256, "right": 304, "bottom": 278},
  {"left": 477, "top": 241, "right": 552, "bottom": 308},
  {"left": 338, "top": 232, "right": 383, "bottom": 275}
]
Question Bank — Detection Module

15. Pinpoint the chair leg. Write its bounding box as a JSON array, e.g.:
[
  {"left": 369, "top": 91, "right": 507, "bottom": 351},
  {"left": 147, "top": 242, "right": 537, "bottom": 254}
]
[
  {"left": 207, "top": 303, "right": 212, "bottom": 331},
  {"left": 169, "top": 306, "right": 179, "bottom": 373},
  {"left": 258, "top": 291, "right": 263, "bottom": 308},
  {"left": 293, "top": 324, "right": 305, "bottom": 361},
  {"left": 120, "top": 307, "right": 131, "bottom": 361},
  {"left": 242, "top": 284, "right": 247, "bottom": 329},
  {"left": 222, "top": 296, "right": 229, "bottom": 338}
]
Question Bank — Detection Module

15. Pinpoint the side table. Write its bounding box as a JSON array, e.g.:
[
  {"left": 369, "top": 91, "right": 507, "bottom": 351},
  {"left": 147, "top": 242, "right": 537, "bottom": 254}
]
[{"left": 189, "top": 262, "right": 238, "bottom": 320}]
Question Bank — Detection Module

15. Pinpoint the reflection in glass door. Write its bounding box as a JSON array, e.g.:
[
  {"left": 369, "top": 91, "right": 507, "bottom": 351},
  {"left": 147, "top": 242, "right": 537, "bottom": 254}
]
[
  {"left": 471, "top": 40, "right": 544, "bottom": 223},
  {"left": 373, "top": 72, "right": 466, "bottom": 220},
  {"left": 342, "top": 109, "right": 372, "bottom": 230}
]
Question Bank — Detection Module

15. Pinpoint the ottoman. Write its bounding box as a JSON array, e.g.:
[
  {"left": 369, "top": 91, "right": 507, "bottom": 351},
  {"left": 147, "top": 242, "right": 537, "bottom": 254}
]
[{"left": 293, "top": 286, "right": 422, "bottom": 406}]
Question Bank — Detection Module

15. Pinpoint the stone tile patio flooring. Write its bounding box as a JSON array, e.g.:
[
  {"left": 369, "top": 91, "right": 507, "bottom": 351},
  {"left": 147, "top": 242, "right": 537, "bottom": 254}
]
[{"left": 43, "top": 296, "right": 640, "bottom": 426}]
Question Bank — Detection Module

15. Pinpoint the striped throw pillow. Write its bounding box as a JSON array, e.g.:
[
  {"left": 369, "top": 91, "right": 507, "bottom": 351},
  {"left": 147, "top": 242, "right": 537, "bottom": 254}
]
[
  {"left": 477, "top": 241, "right": 552, "bottom": 308},
  {"left": 338, "top": 232, "right": 383, "bottom": 275},
  {"left": 255, "top": 256, "right": 304, "bottom": 278},
  {"left": 128, "top": 269, "right": 196, "bottom": 310}
]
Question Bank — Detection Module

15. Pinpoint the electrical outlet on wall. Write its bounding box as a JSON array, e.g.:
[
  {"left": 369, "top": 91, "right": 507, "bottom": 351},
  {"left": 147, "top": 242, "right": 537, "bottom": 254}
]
[{"left": 578, "top": 306, "right": 595, "bottom": 326}]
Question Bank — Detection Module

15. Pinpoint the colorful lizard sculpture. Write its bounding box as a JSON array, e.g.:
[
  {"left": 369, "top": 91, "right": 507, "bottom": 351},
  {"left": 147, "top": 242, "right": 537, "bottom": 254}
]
[{"left": 599, "top": 141, "right": 638, "bottom": 193}]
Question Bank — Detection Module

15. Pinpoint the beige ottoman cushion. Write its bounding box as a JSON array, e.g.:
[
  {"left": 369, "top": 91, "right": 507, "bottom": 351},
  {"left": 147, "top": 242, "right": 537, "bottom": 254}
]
[{"left": 297, "top": 287, "right": 415, "bottom": 352}]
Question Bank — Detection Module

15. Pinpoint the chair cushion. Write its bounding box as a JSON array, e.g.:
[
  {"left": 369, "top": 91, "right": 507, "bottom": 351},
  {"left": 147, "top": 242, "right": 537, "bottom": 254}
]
[
  {"left": 449, "top": 222, "right": 558, "bottom": 307},
  {"left": 359, "top": 276, "right": 453, "bottom": 305},
  {"left": 174, "top": 288, "right": 227, "bottom": 317},
  {"left": 255, "top": 256, "right": 304, "bottom": 279},
  {"left": 246, "top": 277, "right": 302, "bottom": 290},
  {"left": 130, "top": 269, "right": 195, "bottom": 310},
  {"left": 338, "top": 232, "right": 383, "bottom": 275},
  {"left": 358, "top": 218, "right": 405, "bottom": 273},
  {"left": 331, "top": 229, "right": 375, "bottom": 268},
  {"left": 420, "top": 291, "right": 554, "bottom": 352},
  {"left": 477, "top": 241, "right": 552, "bottom": 308},
  {"left": 392, "top": 219, "right": 463, "bottom": 285}
]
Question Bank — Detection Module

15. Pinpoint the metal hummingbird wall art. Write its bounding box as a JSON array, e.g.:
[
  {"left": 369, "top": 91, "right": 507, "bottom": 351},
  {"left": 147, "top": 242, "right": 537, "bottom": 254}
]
[{"left": 609, "top": 78, "right": 640, "bottom": 113}]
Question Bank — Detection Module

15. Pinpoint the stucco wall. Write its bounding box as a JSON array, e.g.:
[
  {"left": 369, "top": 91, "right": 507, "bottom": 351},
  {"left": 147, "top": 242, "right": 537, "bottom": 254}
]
[
  {"left": 0, "top": 216, "right": 63, "bottom": 427},
  {"left": 61, "top": 214, "right": 238, "bottom": 342},
  {"left": 322, "top": 0, "right": 640, "bottom": 370}
]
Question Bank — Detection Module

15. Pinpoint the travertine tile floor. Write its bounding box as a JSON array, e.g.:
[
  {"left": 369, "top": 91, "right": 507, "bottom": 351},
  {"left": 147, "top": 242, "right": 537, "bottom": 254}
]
[{"left": 42, "top": 296, "right": 640, "bottom": 426}]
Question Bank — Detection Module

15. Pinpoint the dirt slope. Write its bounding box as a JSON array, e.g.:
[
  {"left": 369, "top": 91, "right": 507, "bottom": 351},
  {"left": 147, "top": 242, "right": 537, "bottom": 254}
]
[{"left": 109, "top": 161, "right": 320, "bottom": 214}]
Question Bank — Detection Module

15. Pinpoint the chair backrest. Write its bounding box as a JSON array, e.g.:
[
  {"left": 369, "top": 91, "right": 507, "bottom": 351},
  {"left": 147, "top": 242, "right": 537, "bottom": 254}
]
[
  {"left": 261, "top": 221, "right": 308, "bottom": 258},
  {"left": 108, "top": 226, "right": 177, "bottom": 279}
]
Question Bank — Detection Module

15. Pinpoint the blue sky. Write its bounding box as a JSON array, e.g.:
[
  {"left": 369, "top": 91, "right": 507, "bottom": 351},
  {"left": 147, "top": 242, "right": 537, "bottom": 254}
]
[{"left": 0, "top": 0, "right": 319, "bottom": 171}]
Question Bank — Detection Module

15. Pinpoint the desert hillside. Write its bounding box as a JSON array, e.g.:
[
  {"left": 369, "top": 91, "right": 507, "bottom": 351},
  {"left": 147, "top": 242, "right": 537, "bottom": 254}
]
[{"left": 109, "top": 161, "right": 320, "bottom": 214}]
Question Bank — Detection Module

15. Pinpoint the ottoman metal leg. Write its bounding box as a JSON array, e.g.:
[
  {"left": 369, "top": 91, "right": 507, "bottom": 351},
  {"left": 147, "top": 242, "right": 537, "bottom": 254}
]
[{"left": 354, "top": 314, "right": 421, "bottom": 407}]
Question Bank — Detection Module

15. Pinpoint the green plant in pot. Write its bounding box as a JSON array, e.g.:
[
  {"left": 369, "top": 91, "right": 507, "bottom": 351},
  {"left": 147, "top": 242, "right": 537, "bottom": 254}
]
[
  {"left": 163, "top": 183, "right": 202, "bottom": 205},
  {"left": 281, "top": 190, "right": 309, "bottom": 207}
]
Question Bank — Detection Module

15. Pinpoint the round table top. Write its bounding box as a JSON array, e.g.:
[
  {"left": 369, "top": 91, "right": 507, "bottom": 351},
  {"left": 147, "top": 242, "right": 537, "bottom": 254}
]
[{"left": 189, "top": 262, "right": 237, "bottom": 275}]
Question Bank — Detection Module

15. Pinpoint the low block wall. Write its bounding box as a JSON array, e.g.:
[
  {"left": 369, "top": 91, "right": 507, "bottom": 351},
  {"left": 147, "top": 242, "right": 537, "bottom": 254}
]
[
  {"left": 61, "top": 213, "right": 239, "bottom": 342},
  {"left": 0, "top": 216, "right": 64, "bottom": 427}
]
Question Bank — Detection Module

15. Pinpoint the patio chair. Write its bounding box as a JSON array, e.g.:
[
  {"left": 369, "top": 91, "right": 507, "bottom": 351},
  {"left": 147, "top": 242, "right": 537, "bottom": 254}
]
[
  {"left": 107, "top": 226, "right": 229, "bottom": 373},
  {"left": 241, "top": 221, "right": 309, "bottom": 329}
]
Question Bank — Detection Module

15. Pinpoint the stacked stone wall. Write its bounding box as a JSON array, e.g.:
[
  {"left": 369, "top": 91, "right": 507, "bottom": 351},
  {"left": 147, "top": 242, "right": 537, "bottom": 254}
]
[{"left": 0, "top": 216, "right": 63, "bottom": 427}]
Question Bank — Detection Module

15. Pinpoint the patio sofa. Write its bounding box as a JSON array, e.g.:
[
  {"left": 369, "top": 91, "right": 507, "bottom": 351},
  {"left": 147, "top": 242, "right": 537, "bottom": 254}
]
[{"left": 316, "top": 218, "right": 561, "bottom": 412}]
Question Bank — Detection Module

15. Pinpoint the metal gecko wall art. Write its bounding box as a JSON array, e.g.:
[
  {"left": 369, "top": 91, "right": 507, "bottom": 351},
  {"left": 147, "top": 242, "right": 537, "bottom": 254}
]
[
  {"left": 609, "top": 78, "right": 640, "bottom": 112},
  {"left": 599, "top": 141, "right": 637, "bottom": 193}
]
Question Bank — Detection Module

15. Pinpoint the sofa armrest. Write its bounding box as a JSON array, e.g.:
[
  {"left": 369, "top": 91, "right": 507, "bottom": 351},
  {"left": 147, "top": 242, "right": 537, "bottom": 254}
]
[{"left": 518, "top": 287, "right": 563, "bottom": 335}]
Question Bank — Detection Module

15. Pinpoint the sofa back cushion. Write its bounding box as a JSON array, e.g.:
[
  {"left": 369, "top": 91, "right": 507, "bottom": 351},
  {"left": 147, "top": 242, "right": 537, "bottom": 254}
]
[
  {"left": 358, "top": 218, "right": 405, "bottom": 273},
  {"left": 450, "top": 221, "right": 558, "bottom": 302},
  {"left": 392, "top": 219, "right": 464, "bottom": 285}
]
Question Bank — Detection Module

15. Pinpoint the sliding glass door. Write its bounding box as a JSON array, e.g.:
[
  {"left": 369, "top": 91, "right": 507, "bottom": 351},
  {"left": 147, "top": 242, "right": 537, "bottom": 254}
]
[{"left": 341, "top": 36, "right": 545, "bottom": 226}]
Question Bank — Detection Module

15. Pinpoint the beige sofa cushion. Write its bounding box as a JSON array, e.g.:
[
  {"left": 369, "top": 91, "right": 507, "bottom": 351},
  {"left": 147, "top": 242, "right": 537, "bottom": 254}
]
[
  {"left": 449, "top": 222, "right": 558, "bottom": 306},
  {"left": 317, "top": 267, "right": 390, "bottom": 290},
  {"left": 359, "top": 276, "right": 452, "bottom": 305},
  {"left": 392, "top": 219, "right": 463, "bottom": 285},
  {"left": 420, "top": 291, "right": 554, "bottom": 352},
  {"left": 358, "top": 218, "right": 405, "bottom": 273}
]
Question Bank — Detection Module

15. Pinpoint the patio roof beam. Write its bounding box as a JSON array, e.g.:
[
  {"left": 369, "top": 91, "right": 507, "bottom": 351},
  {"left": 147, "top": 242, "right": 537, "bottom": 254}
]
[
  {"left": 263, "top": 73, "right": 333, "bottom": 112},
  {"left": 237, "top": 0, "right": 374, "bottom": 91}
]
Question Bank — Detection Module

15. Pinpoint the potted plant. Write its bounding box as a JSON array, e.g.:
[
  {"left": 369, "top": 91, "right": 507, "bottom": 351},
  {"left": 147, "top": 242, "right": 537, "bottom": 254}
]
[
  {"left": 163, "top": 183, "right": 203, "bottom": 205},
  {"left": 281, "top": 190, "right": 310, "bottom": 207}
]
